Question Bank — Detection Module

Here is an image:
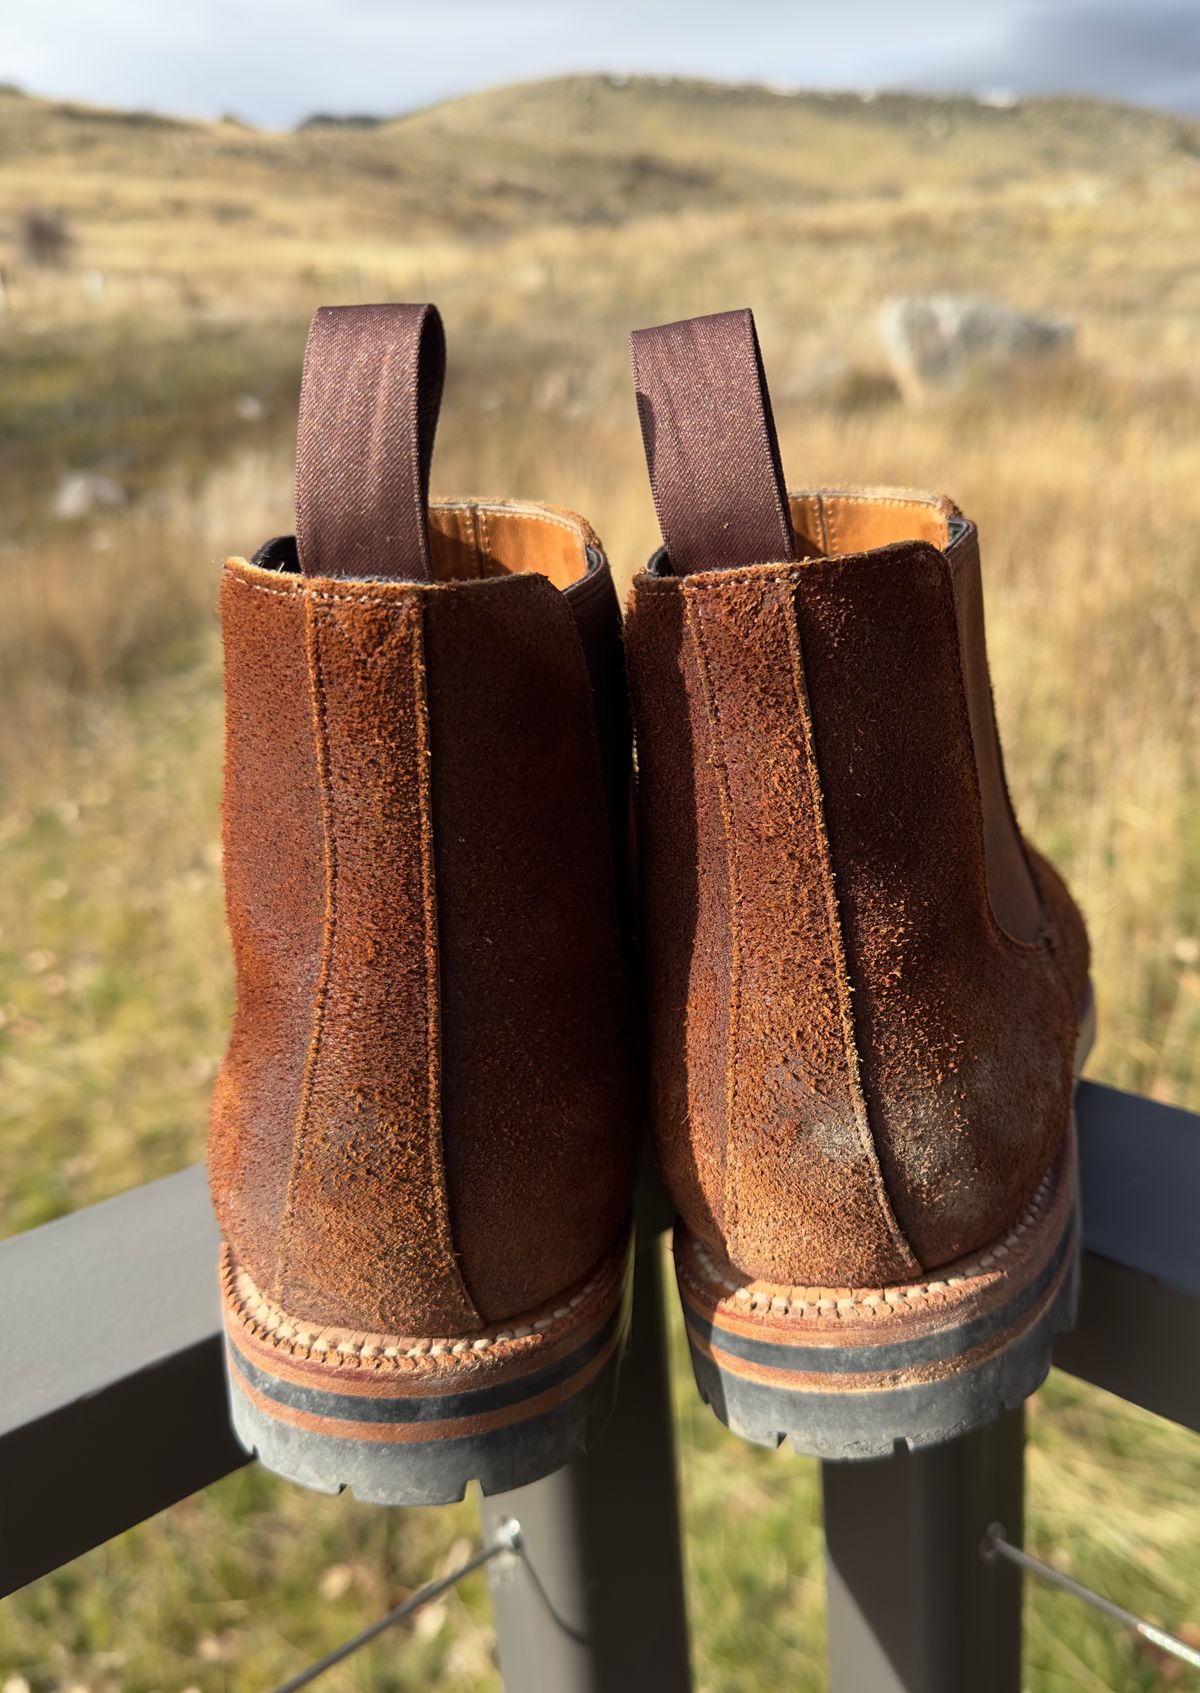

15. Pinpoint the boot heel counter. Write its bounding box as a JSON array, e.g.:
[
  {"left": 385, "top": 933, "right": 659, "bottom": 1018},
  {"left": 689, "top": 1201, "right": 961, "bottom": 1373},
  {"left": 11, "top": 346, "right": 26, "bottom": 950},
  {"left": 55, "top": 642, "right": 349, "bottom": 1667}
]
[{"left": 274, "top": 579, "right": 482, "bottom": 1335}]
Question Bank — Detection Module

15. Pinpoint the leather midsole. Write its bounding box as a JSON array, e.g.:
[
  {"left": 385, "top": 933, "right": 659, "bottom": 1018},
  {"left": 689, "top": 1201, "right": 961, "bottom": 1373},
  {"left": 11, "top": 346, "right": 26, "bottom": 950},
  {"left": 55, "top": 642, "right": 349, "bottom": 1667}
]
[{"left": 226, "top": 1291, "right": 627, "bottom": 1442}]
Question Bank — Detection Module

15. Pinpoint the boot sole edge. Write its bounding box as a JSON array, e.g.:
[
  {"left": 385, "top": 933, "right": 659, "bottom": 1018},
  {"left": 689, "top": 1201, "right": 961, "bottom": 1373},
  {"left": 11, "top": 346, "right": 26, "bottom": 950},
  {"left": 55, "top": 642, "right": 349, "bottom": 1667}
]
[
  {"left": 221, "top": 1232, "right": 633, "bottom": 1504},
  {"left": 676, "top": 1126, "right": 1080, "bottom": 1460}
]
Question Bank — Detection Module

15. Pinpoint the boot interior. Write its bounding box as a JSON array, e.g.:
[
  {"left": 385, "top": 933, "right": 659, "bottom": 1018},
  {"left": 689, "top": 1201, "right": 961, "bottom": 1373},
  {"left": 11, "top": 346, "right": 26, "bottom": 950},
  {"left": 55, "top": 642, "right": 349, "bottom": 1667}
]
[
  {"left": 429, "top": 492, "right": 968, "bottom": 582},
  {"left": 428, "top": 499, "right": 595, "bottom": 589},
  {"left": 247, "top": 499, "right": 597, "bottom": 589},
  {"left": 788, "top": 490, "right": 967, "bottom": 559},
  {"left": 428, "top": 492, "right": 964, "bottom": 580}
]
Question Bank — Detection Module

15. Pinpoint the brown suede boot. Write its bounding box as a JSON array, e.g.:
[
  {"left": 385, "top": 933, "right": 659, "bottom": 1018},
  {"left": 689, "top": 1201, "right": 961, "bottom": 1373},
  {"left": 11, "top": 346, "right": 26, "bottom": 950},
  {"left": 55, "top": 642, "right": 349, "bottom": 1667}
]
[
  {"left": 625, "top": 309, "right": 1092, "bottom": 1458},
  {"left": 209, "top": 304, "right": 638, "bottom": 1503}
]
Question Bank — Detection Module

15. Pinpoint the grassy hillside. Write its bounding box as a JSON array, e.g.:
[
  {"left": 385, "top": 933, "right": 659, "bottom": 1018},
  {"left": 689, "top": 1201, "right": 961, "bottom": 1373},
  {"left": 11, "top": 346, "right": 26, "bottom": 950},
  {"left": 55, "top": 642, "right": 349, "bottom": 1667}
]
[
  {"left": 3, "top": 73, "right": 1200, "bottom": 530},
  {"left": 1, "top": 73, "right": 1198, "bottom": 1692}
]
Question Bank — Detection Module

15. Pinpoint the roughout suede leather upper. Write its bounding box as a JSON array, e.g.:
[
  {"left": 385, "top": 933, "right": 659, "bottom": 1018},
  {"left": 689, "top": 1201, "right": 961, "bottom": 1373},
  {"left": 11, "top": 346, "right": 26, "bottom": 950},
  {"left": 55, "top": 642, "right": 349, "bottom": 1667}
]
[
  {"left": 209, "top": 503, "right": 638, "bottom": 1336},
  {"left": 626, "top": 489, "right": 1089, "bottom": 1288}
]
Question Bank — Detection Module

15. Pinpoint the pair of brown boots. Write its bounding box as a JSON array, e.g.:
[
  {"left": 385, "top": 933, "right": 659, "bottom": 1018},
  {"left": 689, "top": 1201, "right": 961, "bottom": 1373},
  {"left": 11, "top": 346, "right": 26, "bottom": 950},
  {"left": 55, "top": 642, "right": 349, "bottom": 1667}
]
[{"left": 209, "top": 304, "right": 1092, "bottom": 1504}]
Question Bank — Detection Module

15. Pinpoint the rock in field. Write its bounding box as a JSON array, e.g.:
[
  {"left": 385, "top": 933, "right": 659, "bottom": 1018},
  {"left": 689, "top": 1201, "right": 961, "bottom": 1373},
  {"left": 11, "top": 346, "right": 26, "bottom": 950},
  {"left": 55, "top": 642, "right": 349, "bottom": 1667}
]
[
  {"left": 878, "top": 294, "right": 1074, "bottom": 401},
  {"left": 51, "top": 471, "right": 127, "bottom": 521}
]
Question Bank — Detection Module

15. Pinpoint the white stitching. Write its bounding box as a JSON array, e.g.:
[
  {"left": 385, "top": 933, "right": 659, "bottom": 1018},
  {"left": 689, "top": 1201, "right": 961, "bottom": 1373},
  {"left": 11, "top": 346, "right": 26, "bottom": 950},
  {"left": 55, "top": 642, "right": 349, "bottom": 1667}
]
[
  {"left": 223, "top": 1245, "right": 618, "bottom": 1361},
  {"left": 687, "top": 1164, "right": 1062, "bottom": 1319}
]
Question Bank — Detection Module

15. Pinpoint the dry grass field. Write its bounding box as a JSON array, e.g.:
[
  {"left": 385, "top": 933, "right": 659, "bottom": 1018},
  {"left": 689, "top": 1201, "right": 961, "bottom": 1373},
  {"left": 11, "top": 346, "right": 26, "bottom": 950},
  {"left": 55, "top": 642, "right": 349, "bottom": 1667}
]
[{"left": 1, "top": 74, "right": 1199, "bottom": 1690}]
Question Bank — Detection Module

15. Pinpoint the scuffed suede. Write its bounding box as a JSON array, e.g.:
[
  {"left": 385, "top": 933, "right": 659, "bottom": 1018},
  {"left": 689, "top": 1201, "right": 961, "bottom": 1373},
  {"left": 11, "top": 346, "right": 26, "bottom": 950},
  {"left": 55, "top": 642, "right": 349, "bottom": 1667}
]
[
  {"left": 626, "top": 492, "right": 1088, "bottom": 1286},
  {"left": 208, "top": 575, "right": 325, "bottom": 1297},
  {"left": 623, "top": 582, "right": 732, "bottom": 1244},
  {"left": 273, "top": 584, "right": 480, "bottom": 1334},
  {"left": 424, "top": 572, "right": 637, "bottom": 1320},
  {"left": 629, "top": 570, "right": 918, "bottom": 1287},
  {"left": 792, "top": 539, "right": 1077, "bottom": 1271},
  {"left": 210, "top": 511, "right": 636, "bottom": 1335}
]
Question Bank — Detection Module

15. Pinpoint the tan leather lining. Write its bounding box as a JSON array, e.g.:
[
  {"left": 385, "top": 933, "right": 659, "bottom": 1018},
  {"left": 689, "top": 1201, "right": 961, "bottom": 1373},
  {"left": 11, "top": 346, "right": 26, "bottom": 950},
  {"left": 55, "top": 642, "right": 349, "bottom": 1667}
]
[
  {"left": 429, "top": 500, "right": 594, "bottom": 590},
  {"left": 788, "top": 489, "right": 955, "bottom": 558}
]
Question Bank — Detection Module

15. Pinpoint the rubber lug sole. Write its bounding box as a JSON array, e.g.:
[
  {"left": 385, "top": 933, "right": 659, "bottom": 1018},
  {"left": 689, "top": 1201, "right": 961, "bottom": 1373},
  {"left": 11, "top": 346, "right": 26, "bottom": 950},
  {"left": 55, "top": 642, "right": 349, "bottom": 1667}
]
[{"left": 220, "top": 1232, "right": 633, "bottom": 1505}]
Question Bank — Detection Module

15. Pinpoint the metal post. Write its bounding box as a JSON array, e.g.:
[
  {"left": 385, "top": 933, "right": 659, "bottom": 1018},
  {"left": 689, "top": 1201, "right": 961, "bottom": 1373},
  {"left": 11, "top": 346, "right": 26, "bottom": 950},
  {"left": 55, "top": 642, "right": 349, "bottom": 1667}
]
[
  {"left": 480, "top": 1202, "right": 692, "bottom": 1693},
  {"left": 823, "top": 1406, "right": 1025, "bottom": 1693}
]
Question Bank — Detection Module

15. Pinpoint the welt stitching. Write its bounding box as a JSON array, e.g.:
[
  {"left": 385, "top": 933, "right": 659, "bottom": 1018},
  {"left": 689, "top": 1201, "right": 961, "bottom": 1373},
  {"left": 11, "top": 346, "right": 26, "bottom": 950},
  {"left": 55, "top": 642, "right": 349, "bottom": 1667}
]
[
  {"left": 682, "top": 1152, "right": 1062, "bottom": 1315},
  {"left": 683, "top": 588, "right": 745, "bottom": 1249},
  {"left": 223, "top": 1238, "right": 621, "bottom": 1362},
  {"left": 783, "top": 581, "right": 920, "bottom": 1275},
  {"left": 272, "top": 597, "right": 339, "bottom": 1304}
]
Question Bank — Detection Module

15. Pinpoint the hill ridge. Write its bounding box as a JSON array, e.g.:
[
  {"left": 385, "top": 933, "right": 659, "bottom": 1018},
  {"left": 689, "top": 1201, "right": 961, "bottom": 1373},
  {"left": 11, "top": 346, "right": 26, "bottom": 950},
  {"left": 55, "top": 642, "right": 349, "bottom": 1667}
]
[{"left": 2, "top": 70, "right": 1199, "bottom": 148}]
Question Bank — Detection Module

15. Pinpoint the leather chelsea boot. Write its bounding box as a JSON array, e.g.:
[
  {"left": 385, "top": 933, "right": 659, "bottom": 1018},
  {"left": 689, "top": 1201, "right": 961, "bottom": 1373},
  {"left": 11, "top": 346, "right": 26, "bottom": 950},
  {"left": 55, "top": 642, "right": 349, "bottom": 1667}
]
[
  {"left": 624, "top": 308, "right": 1092, "bottom": 1458},
  {"left": 209, "top": 304, "right": 638, "bottom": 1503}
]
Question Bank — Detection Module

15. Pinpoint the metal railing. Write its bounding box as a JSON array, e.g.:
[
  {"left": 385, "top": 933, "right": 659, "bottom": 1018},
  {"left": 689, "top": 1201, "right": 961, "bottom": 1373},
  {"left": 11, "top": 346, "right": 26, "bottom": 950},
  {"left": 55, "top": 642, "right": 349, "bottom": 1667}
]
[{"left": 2, "top": 1077, "right": 1197, "bottom": 1691}]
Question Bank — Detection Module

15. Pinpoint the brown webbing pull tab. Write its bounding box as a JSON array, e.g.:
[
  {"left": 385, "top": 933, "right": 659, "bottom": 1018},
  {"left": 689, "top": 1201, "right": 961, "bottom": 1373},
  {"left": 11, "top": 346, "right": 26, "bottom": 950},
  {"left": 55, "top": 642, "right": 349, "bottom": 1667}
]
[
  {"left": 630, "top": 308, "right": 795, "bottom": 574},
  {"left": 295, "top": 302, "right": 445, "bottom": 581}
]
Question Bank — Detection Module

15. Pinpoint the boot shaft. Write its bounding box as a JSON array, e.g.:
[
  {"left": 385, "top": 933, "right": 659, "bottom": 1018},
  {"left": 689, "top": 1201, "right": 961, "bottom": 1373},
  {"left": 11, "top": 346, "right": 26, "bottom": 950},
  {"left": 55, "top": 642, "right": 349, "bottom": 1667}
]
[
  {"left": 210, "top": 309, "right": 637, "bottom": 1338},
  {"left": 626, "top": 311, "right": 1088, "bottom": 1287}
]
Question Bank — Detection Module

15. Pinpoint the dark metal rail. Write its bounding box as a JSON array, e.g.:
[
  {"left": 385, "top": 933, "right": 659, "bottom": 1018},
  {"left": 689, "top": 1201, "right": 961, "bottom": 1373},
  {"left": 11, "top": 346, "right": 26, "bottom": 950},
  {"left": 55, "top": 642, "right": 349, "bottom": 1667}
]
[{"left": 1, "top": 1078, "right": 1197, "bottom": 1690}]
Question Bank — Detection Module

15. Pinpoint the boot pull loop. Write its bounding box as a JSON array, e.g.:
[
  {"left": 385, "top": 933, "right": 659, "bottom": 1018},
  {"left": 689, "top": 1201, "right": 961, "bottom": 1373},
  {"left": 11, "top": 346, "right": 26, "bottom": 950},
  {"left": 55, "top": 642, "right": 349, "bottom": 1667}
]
[
  {"left": 296, "top": 302, "right": 446, "bottom": 581},
  {"left": 630, "top": 308, "right": 796, "bottom": 574}
]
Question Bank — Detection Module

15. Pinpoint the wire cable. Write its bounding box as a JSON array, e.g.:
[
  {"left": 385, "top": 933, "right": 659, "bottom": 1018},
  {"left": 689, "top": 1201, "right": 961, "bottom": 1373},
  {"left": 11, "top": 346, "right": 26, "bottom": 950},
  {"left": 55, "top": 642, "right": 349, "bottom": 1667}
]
[
  {"left": 982, "top": 1523, "right": 1200, "bottom": 1672},
  {"left": 267, "top": 1519, "right": 521, "bottom": 1693}
]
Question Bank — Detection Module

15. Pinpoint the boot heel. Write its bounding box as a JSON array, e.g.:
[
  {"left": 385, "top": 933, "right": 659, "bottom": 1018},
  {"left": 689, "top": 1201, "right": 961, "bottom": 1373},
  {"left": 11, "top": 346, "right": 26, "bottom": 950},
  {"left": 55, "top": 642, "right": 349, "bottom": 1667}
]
[
  {"left": 677, "top": 1128, "right": 1080, "bottom": 1461},
  {"left": 221, "top": 1232, "right": 633, "bottom": 1505}
]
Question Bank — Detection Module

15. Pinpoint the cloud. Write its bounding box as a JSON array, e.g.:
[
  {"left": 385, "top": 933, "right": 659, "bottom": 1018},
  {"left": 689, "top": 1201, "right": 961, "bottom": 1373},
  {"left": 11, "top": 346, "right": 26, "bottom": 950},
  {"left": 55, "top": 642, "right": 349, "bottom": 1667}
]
[
  {"left": 919, "top": 0, "right": 1200, "bottom": 114},
  {"left": 3, "top": 0, "right": 1198, "bottom": 126}
]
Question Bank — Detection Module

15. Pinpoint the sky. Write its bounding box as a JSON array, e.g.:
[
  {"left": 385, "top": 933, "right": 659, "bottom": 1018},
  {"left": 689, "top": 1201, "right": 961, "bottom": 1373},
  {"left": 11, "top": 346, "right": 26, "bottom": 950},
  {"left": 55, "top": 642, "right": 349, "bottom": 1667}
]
[{"left": 5, "top": 0, "right": 1200, "bottom": 127}]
